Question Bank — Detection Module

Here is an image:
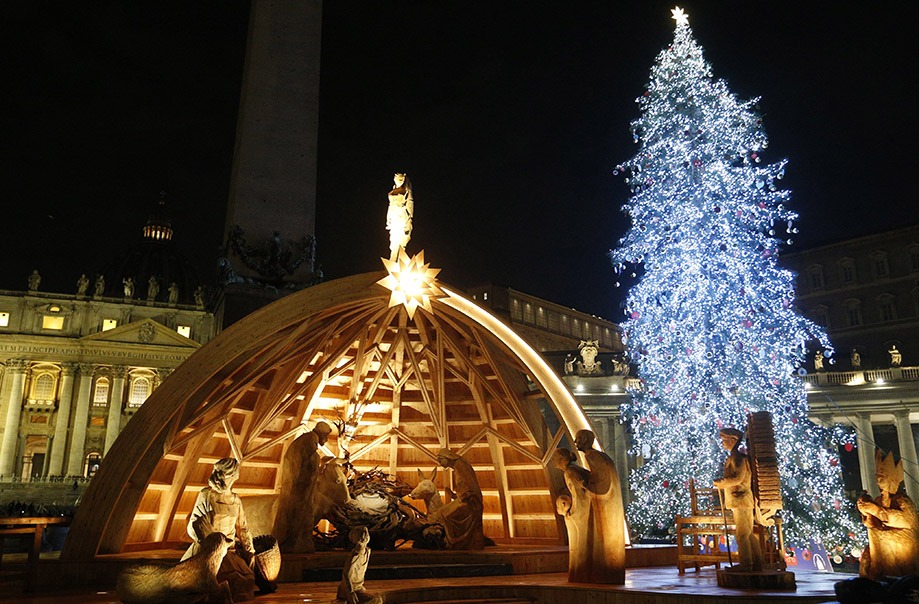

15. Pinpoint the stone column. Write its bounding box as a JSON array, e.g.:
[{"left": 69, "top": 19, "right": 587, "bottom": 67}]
[
  {"left": 47, "top": 363, "right": 77, "bottom": 476},
  {"left": 612, "top": 417, "right": 631, "bottom": 506},
  {"left": 103, "top": 366, "right": 128, "bottom": 454},
  {"left": 895, "top": 411, "right": 919, "bottom": 500},
  {"left": 855, "top": 413, "right": 878, "bottom": 496},
  {"left": 66, "top": 364, "right": 95, "bottom": 477},
  {"left": 0, "top": 360, "right": 29, "bottom": 477}
]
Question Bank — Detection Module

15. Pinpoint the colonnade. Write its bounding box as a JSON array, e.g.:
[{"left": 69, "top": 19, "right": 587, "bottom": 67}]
[{"left": 0, "top": 361, "right": 168, "bottom": 480}]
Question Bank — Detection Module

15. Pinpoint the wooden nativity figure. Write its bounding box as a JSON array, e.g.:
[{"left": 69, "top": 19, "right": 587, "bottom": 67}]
[
  {"left": 574, "top": 429, "right": 626, "bottom": 584},
  {"left": 713, "top": 427, "right": 763, "bottom": 571},
  {"left": 857, "top": 448, "right": 919, "bottom": 580},
  {"left": 436, "top": 448, "right": 486, "bottom": 549},
  {"left": 552, "top": 447, "right": 592, "bottom": 582},
  {"left": 273, "top": 420, "right": 333, "bottom": 553},
  {"left": 335, "top": 526, "right": 383, "bottom": 604},
  {"left": 182, "top": 457, "right": 256, "bottom": 602}
]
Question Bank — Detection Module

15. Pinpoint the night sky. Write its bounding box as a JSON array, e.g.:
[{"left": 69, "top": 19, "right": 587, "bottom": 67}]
[{"left": 4, "top": 2, "right": 916, "bottom": 321}]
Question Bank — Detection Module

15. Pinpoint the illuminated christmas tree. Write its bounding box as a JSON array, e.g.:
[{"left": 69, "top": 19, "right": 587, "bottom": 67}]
[{"left": 610, "top": 8, "right": 861, "bottom": 553}]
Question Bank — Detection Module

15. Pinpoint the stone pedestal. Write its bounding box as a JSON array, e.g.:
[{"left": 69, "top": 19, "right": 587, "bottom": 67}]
[{"left": 716, "top": 567, "right": 796, "bottom": 589}]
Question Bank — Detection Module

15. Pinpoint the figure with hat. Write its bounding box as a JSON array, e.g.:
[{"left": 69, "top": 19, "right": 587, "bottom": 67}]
[
  {"left": 856, "top": 449, "right": 919, "bottom": 580},
  {"left": 273, "top": 421, "right": 333, "bottom": 553},
  {"left": 714, "top": 426, "right": 763, "bottom": 571},
  {"left": 182, "top": 457, "right": 256, "bottom": 601}
]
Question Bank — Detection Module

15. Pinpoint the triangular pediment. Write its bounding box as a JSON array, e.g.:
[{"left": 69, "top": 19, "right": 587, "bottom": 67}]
[{"left": 81, "top": 318, "right": 200, "bottom": 349}]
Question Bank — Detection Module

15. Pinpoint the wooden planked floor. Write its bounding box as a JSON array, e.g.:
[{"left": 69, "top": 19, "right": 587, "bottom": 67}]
[{"left": 0, "top": 566, "right": 844, "bottom": 604}]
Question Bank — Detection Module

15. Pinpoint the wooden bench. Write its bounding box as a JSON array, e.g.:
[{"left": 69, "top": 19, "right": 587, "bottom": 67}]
[{"left": 0, "top": 516, "right": 70, "bottom": 591}]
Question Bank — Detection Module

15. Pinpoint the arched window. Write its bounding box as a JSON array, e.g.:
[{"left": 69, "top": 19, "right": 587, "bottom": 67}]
[
  {"left": 93, "top": 377, "right": 110, "bottom": 406},
  {"left": 870, "top": 251, "right": 889, "bottom": 279},
  {"left": 32, "top": 373, "right": 56, "bottom": 401},
  {"left": 128, "top": 377, "right": 151, "bottom": 407}
]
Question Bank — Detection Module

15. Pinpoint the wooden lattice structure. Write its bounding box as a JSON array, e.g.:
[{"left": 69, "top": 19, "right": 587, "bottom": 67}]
[{"left": 62, "top": 272, "right": 593, "bottom": 559}]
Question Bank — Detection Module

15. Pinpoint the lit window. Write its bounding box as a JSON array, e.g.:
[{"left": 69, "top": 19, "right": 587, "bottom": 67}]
[
  {"left": 0, "top": 312, "right": 8, "bottom": 327},
  {"left": 33, "top": 373, "right": 56, "bottom": 401},
  {"left": 483, "top": 292, "right": 488, "bottom": 301},
  {"left": 93, "top": 377, "right": 110, "bottom": 405},
  {"left": 102, "top": 319, "right": 118, "bottom": 331},
  {"left": 177, "top": 325, "right": 191, "bottom": 338},
  {"left": 128, "top": 377, "right": 151, "bottom": 407},
  {"left": 42, "top": 316, "right": 64, "bottom": 330}
]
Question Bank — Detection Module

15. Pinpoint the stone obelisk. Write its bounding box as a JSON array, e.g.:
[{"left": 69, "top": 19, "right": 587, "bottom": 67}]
[{"left": 218, "top": 0, "right": 323, "bottom": 327}]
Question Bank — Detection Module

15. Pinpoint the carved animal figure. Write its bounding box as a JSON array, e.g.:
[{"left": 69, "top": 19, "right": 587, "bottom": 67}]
[
  {"left": 409, "top": 467, "right": 444, "bottom": 520},
  {"left": 116, "top": 532, "right": 233, "bottom": 604}
]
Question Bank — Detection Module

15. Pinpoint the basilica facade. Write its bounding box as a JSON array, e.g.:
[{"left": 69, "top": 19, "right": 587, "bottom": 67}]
[{"left": 0, "top": 203, "right": 216, "bottom": 481}]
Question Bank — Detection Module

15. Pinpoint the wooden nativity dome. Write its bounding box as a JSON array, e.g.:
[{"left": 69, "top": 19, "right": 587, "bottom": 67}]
[{"left": 63, "top": 270, "right": 592, "bottom": 559}]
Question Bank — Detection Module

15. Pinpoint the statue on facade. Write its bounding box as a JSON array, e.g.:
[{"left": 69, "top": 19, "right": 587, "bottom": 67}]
[
  {"left": 574, "top": 430, "right": 626, "bottom": 583},
  {"left": 563, "top": 354, "right": 575, "bottom": 375},
  {"left": 335, "top": 526, "right": 382, "bottom": 604},
  {"left": 273, "top": 421, "right": 332, "bottom": 553},
  {"left": 27, "top": 269, "right": 41, "bottom": 291},
  {"left": 182, "top": 457, "right": 256, "bottom": 602},
  {"left": 851, "top": 348, "right": 862, "bottom": 369},
  {"left": 94, "top": 274, "right": 105, "bottom": 298},
  {"left": 552, "top": 448, "right": 591, "bottom": 582},
  {"left": 76, "top": 274, "right": 89, "bottom": 297},
  {"left": 436, "top": 448, "right": 485, "bottom": 549},
  {"left": 714, "top": 427, "right": 763, "bottom": 571},
  {"left": 386, "top": 173, "right": 413, "bottom": 261},
  {"left": 888, "top": 345, "right": 902, "bottom": 367},
  {"left": 857, "top": 449, "right": 919, "bottom": 580},
  {"left": 167, "top": 282, "right": 179, "bottom": 306},
  {"left": 194, "top": 285, "right": 206, "bottom": 309},
  {"left": 577, "top": 340, "right": 602, "bottom": 376},
  {"left": 814, "top": 350, "right": 825, "bottom": 372},
  {"left": 123, "top": 277, "right": 135, "bottom": 300},
  {"left": 147, "top": 276, "right": 159, "bottom": 301}
]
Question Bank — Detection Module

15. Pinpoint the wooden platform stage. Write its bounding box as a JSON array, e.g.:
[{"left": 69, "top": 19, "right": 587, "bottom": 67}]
[
  {"left": 0, "top": 545, "right": 853, "bottom": 604},
  {"left": 1, "top": 568, "right": 845, "bottom": 604}
]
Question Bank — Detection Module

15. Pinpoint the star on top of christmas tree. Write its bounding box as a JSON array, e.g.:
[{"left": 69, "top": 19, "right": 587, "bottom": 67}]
[
  {"left": 671, "top": 6, "right": 689, "bottom": 28},
  {"left": 378, "top": 250, "right": 444, "bottom": 319}
]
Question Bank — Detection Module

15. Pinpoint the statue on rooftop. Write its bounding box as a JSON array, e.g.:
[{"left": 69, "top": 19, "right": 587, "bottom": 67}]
[
  {"left": 27, "top": 269, "right": 41, "bottom": 292},
  {"left": 94, "top": 274, "right": 105, "bottom": 298},
  {"left": 76, "top": 274, "right": 89, "bottom": 297},
  {"left": 386, "top": 173, "right": 414, "bottom": 261}
]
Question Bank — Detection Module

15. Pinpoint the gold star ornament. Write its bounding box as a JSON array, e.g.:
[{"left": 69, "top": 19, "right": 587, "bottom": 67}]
[
  {"left": 378, "top": 250, "right": 445, "bottom": 319},
  {"left": 671, "top": 6, "right": 689, "bottom": 27}
]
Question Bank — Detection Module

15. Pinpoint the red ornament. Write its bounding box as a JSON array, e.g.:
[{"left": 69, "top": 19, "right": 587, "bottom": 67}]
[
  {"left": 631, "top": 311, "right": 641, "bottom": 320},
  {"left": 830, "top": 458, "right": 838, "bottom": 467},
  {"left": 692, "top": 158, "right": 702, "bottom": 167},
  {"left": 662, "top": 480, "right": 670, "bottom": 488},
  {"left": 845, "top": 443, "right": 854, "bottom": 452}
]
